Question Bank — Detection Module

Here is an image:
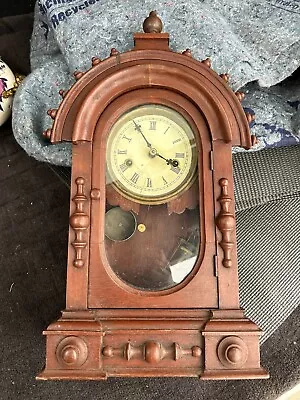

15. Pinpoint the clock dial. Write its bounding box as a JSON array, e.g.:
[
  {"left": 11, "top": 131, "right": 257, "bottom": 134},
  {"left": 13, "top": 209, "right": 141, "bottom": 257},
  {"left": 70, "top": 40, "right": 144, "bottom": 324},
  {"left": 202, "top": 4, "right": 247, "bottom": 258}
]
[{"left": 106, "top": 105, "right": 197, "bottom": 204}]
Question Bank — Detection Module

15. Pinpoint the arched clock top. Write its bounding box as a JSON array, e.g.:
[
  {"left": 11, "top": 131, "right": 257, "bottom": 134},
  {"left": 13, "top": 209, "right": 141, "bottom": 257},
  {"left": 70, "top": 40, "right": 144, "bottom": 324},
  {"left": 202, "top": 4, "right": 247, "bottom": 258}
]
[{"left": 45, "top": 39, "right": 252, "bottom": 149}]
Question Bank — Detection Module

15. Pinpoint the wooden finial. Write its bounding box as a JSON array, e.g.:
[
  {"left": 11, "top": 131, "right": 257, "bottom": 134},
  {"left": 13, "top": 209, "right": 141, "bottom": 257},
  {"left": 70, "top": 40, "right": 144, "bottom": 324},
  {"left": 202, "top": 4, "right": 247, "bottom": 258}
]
[
  {"left": 73, "top": 70, "right": 85, "bottom": 80},
  {"left": 91, "top": 57, "right": 101, "bottom": 66},
  {"left": 110, "top": 48, "right": 119, "bottom": 57},
  {"left": 245, "top": 112, "right": 255, "bottom": 124},
  {"left": 59, "top": 89, "right": 69, "bottom": 98},
  {"left": 235, "top": 91, "right": 245, "bottom": 101},
  {"left": 182, "top": 49, "right": 193, "bottom": 57},
  {"left": 42, "top": 128, "right": 52, "bottom": 140},
  {"left": 47, "top": 109, "right": 58, "bottom": 120},
  {"left": 143, "top": 11, "right": 163, "bottom": 33},
  {"left": 220, "top": 73, "right": 230, "bottom": 82},
  {"left": 201, "top": 58, "right": 212, "bottom": 68}
]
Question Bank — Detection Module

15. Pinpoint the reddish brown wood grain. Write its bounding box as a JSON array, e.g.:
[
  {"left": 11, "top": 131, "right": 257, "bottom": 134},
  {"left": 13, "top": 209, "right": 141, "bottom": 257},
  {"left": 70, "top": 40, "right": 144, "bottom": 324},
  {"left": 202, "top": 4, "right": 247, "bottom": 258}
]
[{"left": 39, "top": 12, "right": 268, "bottom": 381}]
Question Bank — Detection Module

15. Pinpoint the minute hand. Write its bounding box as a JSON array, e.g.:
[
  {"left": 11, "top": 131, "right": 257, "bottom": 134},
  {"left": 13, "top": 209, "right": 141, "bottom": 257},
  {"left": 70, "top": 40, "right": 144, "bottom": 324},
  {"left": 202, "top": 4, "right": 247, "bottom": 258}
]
[{"left": 133, "top": 120, "right": 152, "bottom": 148}]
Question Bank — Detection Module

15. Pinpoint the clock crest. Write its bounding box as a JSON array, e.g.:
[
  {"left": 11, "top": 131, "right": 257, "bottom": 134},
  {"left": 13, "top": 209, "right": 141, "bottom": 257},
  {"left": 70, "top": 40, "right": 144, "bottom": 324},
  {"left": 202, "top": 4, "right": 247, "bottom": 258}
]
[{"left": 39, "top": 12, "right": 268, "bottom": 380}]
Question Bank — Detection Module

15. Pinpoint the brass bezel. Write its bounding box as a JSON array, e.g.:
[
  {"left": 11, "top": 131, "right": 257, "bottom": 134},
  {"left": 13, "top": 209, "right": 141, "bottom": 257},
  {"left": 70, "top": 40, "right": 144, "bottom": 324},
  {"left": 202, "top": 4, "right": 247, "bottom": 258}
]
[{"left": 106, "top": 104, "right": 198, "bottom": 205}]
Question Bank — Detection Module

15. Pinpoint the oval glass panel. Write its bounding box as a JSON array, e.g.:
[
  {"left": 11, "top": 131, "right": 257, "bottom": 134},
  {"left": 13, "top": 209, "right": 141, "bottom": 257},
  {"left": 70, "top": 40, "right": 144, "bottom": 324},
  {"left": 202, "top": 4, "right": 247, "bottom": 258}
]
[{"left": 105, "top": 104, "right": 200, "bottom": 291}]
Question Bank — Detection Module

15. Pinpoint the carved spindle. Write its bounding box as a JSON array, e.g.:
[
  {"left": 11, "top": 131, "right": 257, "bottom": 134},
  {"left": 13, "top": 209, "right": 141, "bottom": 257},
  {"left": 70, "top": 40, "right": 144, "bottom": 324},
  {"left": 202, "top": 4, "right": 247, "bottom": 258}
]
[
  {"left": 69, "top": 177, "right": 89, "bottom": 268},
  {"left": 219, "top": 73, "right": 230, "bottom": 82},
  {"left": 73, "top": 70, "right": 85, "bottom": 80},
  {"left": 91, "top": 57, "right": 101, "bottom": 66},
  {"left": 47, "top": 108, "right": 58, "bottom": 120},
  {"left": 216, "top": 178, "right": 235, "bottom": 268},
  {"left": 103, "top": 343, "right": 140, "bottom": 360},
  {"left": 103, "top": 341, "right": 201, "bottom": 363},
  {"left": 182, "top": 49, "right": 193, "bottom": 57},
  {"left": 201, "top": 58, "right": 212, "bottom": 68},
  {"left": 110, "top": 48, "right": 119, "bottom": 57},
  {"left": 143, "top": 11, "right": 163, "bottom": 33},
  {"left": 235, "top": 91, "right": 245, "bottom": 101},
  {"left": 42, "top": 128, "right": 52, "bottom": 140}
]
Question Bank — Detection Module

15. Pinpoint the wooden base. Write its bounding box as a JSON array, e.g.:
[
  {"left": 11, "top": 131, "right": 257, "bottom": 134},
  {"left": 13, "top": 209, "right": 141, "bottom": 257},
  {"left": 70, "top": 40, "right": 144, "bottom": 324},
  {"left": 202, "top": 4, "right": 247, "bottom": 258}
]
[{"left": 37, "top": 309, "right": 268, "bottom": 380}]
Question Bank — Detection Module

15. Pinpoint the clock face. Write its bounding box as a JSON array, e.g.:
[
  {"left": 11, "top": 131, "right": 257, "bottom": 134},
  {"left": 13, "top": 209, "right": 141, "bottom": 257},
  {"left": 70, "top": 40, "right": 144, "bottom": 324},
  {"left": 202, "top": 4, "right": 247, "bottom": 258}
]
[{"left": 106, "top": 104, "right": 198, "bottom": 204}]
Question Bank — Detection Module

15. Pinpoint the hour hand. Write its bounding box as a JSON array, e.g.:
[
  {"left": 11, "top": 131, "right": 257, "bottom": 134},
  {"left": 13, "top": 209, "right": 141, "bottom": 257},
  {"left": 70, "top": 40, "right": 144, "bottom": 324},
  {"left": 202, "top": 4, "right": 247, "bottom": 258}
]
[
  {"left": 133, "top": 120, "right": 152, "bottom": 148},
  {"left": 155, "top": 152, "right": 179, "bottom": 168}
]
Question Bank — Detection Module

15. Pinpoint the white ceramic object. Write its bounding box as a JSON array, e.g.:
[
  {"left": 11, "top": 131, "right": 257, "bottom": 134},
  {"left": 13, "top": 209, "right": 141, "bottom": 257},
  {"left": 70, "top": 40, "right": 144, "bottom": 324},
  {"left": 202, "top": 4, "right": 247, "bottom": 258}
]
[{"left": 0, "top": 59, "right": 15, "bottom": 126}]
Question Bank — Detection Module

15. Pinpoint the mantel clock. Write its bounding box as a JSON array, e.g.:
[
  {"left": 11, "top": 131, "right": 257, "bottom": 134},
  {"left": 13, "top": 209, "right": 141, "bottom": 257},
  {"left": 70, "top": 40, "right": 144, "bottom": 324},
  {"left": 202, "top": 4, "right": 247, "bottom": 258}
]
[{"left": 39, "top": 12, "right": 268, "bottom": 380}]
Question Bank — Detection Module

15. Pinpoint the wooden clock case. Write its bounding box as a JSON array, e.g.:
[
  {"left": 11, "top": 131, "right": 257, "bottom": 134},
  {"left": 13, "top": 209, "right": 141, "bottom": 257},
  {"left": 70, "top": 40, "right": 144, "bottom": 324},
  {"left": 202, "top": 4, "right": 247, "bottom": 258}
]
[{"left": 38, "top": 13, "right": 268, "bottom": 380}]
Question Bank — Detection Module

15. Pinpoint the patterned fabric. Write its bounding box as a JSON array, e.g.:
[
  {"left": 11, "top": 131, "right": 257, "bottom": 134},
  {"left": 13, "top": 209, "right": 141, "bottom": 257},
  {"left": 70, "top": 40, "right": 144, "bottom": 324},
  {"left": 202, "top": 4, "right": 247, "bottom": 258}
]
[
  {"left": 234, "top": 145, "right": 300, "bottom": 343},
  {"left": 233, "top": 145, "right": 300, "bottom": 211},
  {"left": 237, "top": 196, "right": 300, "bottom": 343}
]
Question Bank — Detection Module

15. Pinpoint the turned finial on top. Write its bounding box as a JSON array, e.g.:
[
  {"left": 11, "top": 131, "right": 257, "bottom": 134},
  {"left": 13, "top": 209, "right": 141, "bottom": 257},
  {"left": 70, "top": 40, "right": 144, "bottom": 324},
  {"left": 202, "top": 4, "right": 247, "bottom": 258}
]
[{"left": 143, "top": 11, "right": 163, "bottom": 33}]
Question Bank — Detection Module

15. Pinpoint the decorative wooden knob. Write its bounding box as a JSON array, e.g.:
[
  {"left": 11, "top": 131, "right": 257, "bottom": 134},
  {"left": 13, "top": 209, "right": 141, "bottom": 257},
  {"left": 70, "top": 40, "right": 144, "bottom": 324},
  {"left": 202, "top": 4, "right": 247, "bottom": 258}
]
[
  {"left": 226, "top": 345, "right": 243, "bottom": 363},
  {"left": 91, "top": 57, "right": 101, "bottom": 66},
  {"left": 42, "top": 128, "right": 52, "bottom": 140},
  {"left": 220, "top": 73, "right": 230, "bottom": 82},
  {"left": 73, "top": 70, "right": 85, "bottom": 80},
  {"left": 47, "top": 108, "right": 57, "bottom": 120},
  {"left": 90, "top": 188, "right": 101, "bottom": 200},
  {"left": 102, "top": 346, "right": 114, "bottom": 357},
  {"left": 182, "top": 49, "right": 193, "bottom": 57},
  {"left": 144, "top": 341, "right": 162, "bottom": 363},
  {"left": 245, "top": 111, "right": 256, "bottom": 124},
  {"left": 143, "top": 11, "right": 163, "bottom": 33},
  {"left": 217, "top": 336, "right": 248, "bottom": 368},
  {"left": 235, "top": 91, "right": 245, "bottom": 101},
  {"left": 61, "top": 346, "right": 79, "bottom": 365},
  {"left": 191, "top": 346, "right": 202, "bottom": 357},
  {"left": 75, "top": 177, "right": 85, "bottom": 186},
  {"left": 110, "top": 48, "right": 119, "bottom": 57},
  {"left": 56, "top": 336, "right": 88, "bottom": 368},
  {"left": 59, "top": 89, "right": 68, "bottom": 98},
  {"left": 201, "top": 58, "right": 212, "bottom": 68}
]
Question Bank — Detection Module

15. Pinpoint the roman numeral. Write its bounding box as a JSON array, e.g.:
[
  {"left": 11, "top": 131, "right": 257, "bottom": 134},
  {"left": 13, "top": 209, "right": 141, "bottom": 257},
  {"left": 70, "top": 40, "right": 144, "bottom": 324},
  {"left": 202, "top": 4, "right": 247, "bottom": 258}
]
[
  {"left": 162, "top": 176, "right": 168, "bottom": 185},
  {"left": 173, "top": 138, "right": 182, "bottom": 144},
  {"left": 130, "top": 172, "right": 139, "bottom": 184},
  {"left": 170, "top": 165, "right": 180, "bottom": 174},
  {"left": 117, "top": 149, "right": 127, "bottom": 155},
  {"left": 149, "top": 120, "right": 156, "bottom": 130},
  {"left": 146, "top": 178, "right": 152, "bottom": 188},
  {"left": 119, "top": 162, "right": 129, "bottom": 172},
  {"left": 122, "top": 135, "right": 132, "bottom": 142}
]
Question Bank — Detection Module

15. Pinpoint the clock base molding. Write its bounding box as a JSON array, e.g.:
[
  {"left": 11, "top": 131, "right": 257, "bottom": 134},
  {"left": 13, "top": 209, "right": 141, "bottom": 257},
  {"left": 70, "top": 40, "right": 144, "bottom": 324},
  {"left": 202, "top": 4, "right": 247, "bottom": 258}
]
[{"left": 37, "top": 309, "right": 269, "bottom": 380}]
